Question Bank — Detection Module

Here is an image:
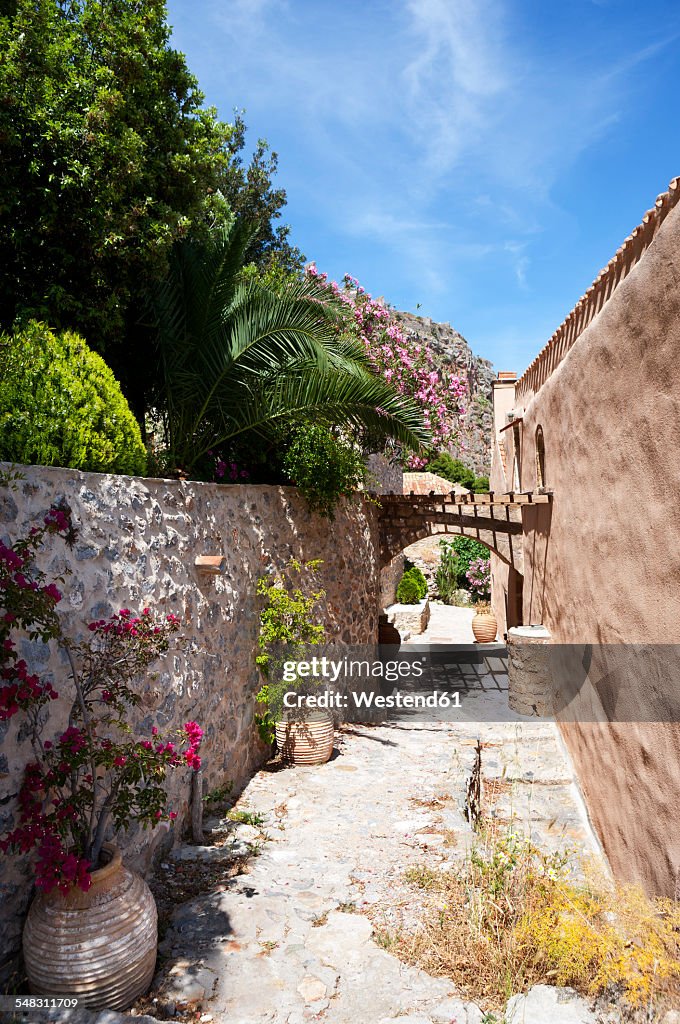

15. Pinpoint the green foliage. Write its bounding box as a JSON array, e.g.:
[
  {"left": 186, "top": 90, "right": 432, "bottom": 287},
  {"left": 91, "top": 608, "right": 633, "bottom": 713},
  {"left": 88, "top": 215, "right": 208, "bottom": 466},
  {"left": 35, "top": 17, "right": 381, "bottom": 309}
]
[
  {"left": 473, "top": 476, "right": 490, "bottom": 492},
  {"left": 254, "top": 559, "right": 326, "bottom": 744},
  {"left": 450, "top": 537, "right": 490, "bottom": 587},
  {"left": 0, "top": 1, "right": 302, "bottom": 414},
  {"left": 396, "top": 576, "right": 420, "bottom": 603},
  {"left": 408, "top": 566, "right": 428, "bottom": 598},
  {"left": 150, "top": 224, "right": 429, "bottom": 476},
  {"left": 0, "top": 321, "right": 146, "bottom": 475},
  {"left": 219, "top": 117, "right": 304, "bottom": 275},
  {"left": 283, "top": 423, "right": 367, "bottom": 518},
  {"left": 396, "top": 568, "right": 425, "bottom": 604},
  {"left": 0, "top": 0, "right": 224, "bottom": 343},
  {"left": 203, "top": 781, "right": 233, "bottom": 809},
  {"left": 427, "top": 452, "right": 475, "bottom": 490},
  {"left": 227, "top": 808, "right": 266, "bottom": 827},
  {"left": 435, "top": 541, "right": 460, "bottom": 605}
]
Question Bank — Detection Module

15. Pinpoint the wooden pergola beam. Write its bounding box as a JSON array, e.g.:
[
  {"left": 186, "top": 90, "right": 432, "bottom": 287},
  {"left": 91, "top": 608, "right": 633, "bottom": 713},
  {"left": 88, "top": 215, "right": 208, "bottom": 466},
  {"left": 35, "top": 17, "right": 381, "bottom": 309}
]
[{"left": 376, "top": 490, "right": 552, "bottom": 508}]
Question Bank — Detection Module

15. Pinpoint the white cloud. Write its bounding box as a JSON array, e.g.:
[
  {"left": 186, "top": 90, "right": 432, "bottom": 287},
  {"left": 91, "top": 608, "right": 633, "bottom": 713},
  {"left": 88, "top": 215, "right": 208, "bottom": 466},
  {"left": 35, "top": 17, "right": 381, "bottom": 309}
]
[
  {"left": 504, "top": 241, "right": 529, "bottom": 290},
  {"left": 402, "top": 0, "right": 511, "bottom": 171},
  {"left": 167, "top": 0, "right": 678, "bottom": 341},
  {"left": 208, "top": 0, "right": 285, "bottom": 35}
]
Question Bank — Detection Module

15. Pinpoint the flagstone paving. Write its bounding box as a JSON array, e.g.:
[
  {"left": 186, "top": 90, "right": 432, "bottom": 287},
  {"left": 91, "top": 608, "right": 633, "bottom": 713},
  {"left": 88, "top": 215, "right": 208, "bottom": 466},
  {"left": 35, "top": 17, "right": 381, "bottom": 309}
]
[
  {"left": 25, "top": 610, "right": 614, "bottom": 1024},
  {"left": 150, "top": 705, "right": 607, "bottom": 1024}
]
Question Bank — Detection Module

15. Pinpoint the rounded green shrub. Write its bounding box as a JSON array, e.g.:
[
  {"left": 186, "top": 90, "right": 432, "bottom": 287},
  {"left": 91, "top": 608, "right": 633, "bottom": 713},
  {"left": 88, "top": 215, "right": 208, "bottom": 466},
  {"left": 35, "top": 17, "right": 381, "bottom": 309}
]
[
  {"left": 426, "top": 452, "right": 476, "bottom": 490},
  {"left": 407, "top": 566, "right": 428, "bottom": 599},
  {"left": 0, "top": 322, "right": 146, "bottom": 476},
  {"left": 396, "top": 571, "right": 422, "bottom": 604}
]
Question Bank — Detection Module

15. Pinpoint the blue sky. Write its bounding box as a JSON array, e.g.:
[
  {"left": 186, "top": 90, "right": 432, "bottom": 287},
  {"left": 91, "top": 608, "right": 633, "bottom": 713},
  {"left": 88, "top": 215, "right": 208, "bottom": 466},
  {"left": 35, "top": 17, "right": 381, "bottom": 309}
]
[{"left": 166, "top": 0, "right": 680, "bottom": 373}]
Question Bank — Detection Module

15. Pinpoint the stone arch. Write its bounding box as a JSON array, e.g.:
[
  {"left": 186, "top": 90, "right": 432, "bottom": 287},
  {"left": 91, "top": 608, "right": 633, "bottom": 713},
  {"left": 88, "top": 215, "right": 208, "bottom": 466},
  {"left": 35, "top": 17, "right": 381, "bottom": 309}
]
[
  {"left": 389, "top": 520, "right": 519, "bottom": 565},
  {"left": 377, "top": 496, "right": 524, "bottom": 571}
]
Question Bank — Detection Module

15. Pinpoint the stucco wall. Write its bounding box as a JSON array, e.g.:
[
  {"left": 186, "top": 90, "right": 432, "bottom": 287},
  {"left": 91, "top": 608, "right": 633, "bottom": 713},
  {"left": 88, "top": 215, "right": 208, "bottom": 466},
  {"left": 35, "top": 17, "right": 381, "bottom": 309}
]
[
  {"left": 489, "top": 380, "right": 518, "bottom": 633},
  {"left": 0, "top": 465, "right": 380, "bottom": 973},
  {"left": 491, "top": 199, "right": 680, "bottom": 896}
]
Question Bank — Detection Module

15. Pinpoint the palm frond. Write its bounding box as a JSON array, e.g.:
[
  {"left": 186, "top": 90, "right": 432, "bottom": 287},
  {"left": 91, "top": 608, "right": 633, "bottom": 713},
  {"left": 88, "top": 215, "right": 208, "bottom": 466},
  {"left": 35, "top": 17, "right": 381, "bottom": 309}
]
[{"left": 151, "top": 222, "right": 431, "bottom": 471}]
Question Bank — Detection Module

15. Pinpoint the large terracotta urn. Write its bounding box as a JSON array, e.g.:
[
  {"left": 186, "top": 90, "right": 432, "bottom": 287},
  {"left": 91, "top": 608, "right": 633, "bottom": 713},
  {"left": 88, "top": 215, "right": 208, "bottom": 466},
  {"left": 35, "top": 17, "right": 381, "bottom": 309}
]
[
  {"left": 276, "top": 710, "right": 334, "bottom": 765},
  {"left": 23, "top": 843, "right": 157, "bottom": 1010},
  {"left": 472, "top": 607, "right": 498, "bottom": 644}
]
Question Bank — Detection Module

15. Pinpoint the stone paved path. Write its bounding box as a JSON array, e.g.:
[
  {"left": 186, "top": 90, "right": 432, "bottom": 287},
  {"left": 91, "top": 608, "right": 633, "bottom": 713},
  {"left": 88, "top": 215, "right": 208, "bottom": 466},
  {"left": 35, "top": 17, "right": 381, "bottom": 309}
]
[
  {"left": 407, "top": 602, "right": 476, "bottom": 644},
  {"left": 155, "top": 704, "right": 607, "bottom": 1024}
]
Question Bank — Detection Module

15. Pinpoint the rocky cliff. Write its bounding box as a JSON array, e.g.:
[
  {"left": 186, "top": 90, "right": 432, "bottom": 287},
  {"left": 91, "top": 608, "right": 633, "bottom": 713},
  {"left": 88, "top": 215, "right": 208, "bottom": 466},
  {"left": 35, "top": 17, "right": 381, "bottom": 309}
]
[{"left": 393, "top": 310, "right": 494, "bottom": 475}]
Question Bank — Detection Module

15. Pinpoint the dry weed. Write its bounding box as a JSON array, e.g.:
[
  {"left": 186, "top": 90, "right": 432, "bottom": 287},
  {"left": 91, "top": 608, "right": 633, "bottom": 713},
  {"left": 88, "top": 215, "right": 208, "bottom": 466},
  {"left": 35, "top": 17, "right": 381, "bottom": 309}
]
[{"left": 393, "top": 828, "right": 680, "bottom": 1014}]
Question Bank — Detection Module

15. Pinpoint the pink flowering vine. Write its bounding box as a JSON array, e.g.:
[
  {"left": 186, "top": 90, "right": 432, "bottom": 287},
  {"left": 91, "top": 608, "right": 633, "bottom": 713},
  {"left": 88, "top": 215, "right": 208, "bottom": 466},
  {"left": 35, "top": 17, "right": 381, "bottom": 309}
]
[
  {"left": 0, "top": 488, "right": 202, "bottom": 895},
  {"left": 306, "top": 266, "right": 467, "bottom": 466}
]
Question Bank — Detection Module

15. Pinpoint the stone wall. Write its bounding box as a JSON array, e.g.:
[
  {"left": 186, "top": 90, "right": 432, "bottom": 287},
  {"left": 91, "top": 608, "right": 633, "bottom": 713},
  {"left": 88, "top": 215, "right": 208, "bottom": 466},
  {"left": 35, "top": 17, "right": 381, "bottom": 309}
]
[
  {"left": 489, "top": 189, "right": 680, "bottom": 897},
  {"left": 0, "top": 465, "right": 381, "bottom": 973},
  {"left": 365, "top": 454, "right": 403, "bottom": 495},
  {"left": 380, "top": 552, "right": 404, "bottom": 608},
  {"left": 386, "top": 597, "right": 430, "bottom": 639}
]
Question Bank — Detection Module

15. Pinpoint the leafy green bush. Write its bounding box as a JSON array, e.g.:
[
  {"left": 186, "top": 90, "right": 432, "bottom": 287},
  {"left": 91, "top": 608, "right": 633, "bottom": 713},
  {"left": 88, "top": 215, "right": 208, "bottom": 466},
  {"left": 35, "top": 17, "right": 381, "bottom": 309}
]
[
  {"left": 473, "top": 475, "right": 489, "bottom": 492},
  {"left": 0, "top": 322, "right": 146, "bottom": 475},
  {"left": 451, "top": 537, "right": 490, "bottom": 587},
  {"left": 408, "top": 567, "right": 428, "bottom": 599},
  {"left": 254, "top": 559, "right": 326, "bottom": 744},
  {"left": 396, "top": 571, "right": 422, "bottom": 604},
  {"left": 283, "top": 422, "right": 367, "bottom": 518},
  {"left": 426, "top": 452, "right": 475, "bottom": 490}
]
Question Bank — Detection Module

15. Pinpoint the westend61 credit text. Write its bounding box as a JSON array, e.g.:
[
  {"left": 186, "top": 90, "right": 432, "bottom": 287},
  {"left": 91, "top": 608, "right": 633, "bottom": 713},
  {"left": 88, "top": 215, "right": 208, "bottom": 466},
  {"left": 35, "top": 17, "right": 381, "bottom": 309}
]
[{"left": 282, "top": 690, "right": 462, "bottom": 709}]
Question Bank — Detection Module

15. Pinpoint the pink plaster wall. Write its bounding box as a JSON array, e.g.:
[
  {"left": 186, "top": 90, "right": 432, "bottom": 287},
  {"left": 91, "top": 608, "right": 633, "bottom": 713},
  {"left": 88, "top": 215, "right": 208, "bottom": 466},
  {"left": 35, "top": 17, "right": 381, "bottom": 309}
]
[
  {"left": 490, "top": 198, "right": 680, "bottom": 896},
  {"left": 490, "top": 379, "right": 520, "bottom": 631}
]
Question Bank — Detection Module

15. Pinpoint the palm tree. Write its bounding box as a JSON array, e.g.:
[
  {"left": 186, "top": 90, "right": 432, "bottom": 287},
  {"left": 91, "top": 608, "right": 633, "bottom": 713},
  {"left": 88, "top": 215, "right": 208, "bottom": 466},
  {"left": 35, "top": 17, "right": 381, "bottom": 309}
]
[{"left": 149, "top": 221, "right": 430, "bottom": 475}]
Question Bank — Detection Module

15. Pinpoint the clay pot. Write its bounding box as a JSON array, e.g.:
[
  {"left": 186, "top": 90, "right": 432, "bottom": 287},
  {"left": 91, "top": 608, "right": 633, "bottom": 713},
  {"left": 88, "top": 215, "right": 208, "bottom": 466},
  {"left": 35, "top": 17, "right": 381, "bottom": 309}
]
[
  {"left": 23, "top": 843, "right": 157, "bottom": 1010},
  {"left": 378, "top": 614, "right": 401, "bottom": 645},
  {"left": 276, "top": 710, "right": 334, "bottom": 765},
  {"left": 472, "top": 610, "right": 498, "bottom": 643}
]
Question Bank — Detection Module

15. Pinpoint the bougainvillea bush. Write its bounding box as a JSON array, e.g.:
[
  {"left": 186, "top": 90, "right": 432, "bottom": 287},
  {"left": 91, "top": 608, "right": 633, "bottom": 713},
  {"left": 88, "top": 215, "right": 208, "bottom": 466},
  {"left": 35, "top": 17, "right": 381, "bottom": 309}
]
[
  {"left": 466, "top": 556, "right": 491, "bottom": 601},
  {"left": 306, "top": 266, "right": 467, "bottom": 467},
  {"left": 0, "top": 490, "right": 201, "bottom": 894}
]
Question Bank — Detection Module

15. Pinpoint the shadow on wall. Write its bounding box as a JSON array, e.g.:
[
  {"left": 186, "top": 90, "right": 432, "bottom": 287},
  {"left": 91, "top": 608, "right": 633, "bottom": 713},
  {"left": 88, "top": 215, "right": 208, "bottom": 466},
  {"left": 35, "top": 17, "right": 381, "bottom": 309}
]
[{"left": 525, "top": 501, "right": 552, "bottom": 626}]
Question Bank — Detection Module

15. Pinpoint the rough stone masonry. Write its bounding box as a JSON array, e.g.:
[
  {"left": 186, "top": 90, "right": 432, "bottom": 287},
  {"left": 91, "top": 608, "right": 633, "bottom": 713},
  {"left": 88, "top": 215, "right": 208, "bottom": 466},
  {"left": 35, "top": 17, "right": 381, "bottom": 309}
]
[{"left": 0, "top": 463, "right": 381, "bottom": 976}]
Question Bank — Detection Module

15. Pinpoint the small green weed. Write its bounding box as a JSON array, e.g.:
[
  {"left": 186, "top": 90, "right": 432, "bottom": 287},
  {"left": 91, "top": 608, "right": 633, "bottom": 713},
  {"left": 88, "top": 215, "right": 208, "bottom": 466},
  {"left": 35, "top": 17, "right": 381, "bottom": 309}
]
[
  {"left": 403, "top": 864, "right": 443, "bottom": 890},
  {"left": 227, "top": 808, "right": 266, "bottom": 827}
]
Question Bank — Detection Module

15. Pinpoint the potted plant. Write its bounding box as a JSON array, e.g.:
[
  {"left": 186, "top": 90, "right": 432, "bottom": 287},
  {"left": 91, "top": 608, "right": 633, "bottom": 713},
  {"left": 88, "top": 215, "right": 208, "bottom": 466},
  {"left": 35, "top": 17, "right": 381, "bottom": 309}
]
[
  {"left": 254, "top": 559, "right": 334, "bottom": 765},
  {"left": 0, "top": 495, "right": 202, "bottom": 1009},
  {"left": 471, "top": 601, "right": 498, "bottom": 643}
]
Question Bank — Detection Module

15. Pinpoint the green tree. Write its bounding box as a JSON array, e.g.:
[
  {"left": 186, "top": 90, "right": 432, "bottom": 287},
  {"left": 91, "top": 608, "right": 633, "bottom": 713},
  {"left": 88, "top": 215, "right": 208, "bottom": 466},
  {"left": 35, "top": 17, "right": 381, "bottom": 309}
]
[
  {"left": 427, "top": 452, "right": 475, "bottom": 489},
  {"left": 220, "top": 113, "right": 304, "bottom": 274},
  {"left": 435, "top": 542, "right": 459, "bottom": 605},
  {"left": 0, "top": 0, "right": 302, "bottom": 416},
  {"left": 149, "top": 222, "right": 430, "bottom": 477}
]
